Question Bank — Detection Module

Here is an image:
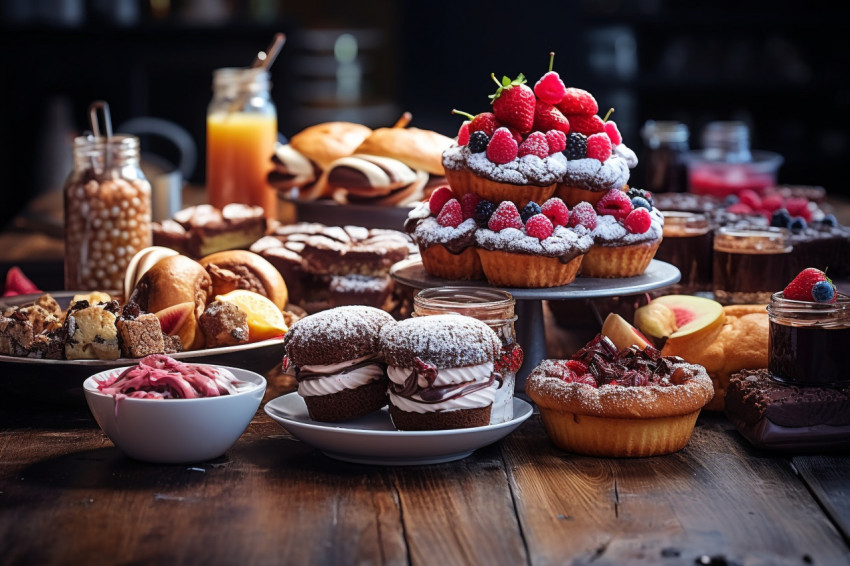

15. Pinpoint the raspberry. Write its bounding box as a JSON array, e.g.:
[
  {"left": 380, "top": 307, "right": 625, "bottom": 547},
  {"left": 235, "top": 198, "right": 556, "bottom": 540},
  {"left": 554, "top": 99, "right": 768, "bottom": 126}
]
[
  {"left": 586, "top": 132, "right": 612, "bottom": 162},
  {"left": 540, "top": 197, "right": 569, "bottom": 226},
  {"left": 506, "top": 126, "right": 524, "bottom": 144},
  {"left": 486, "top": 127, "right": 518, "bottom": 164},
  {"left": 596, "top": 189, "right": 633, "bottom": 221},
  {"left": 726, "top": 202, "right": 754, "bottom": 215},
  {"left": 545, "top": 130, "right": 567, "bottom": 154},
  {"left": 565, "top": 132, "right": 587, "bottom": 160},
  {"left": 785, "top": 197, "right": 812, "bottom": 222},
  {"left": 630, "top": 196, "right": 651, "bottom": 211},
  {"left": 459, "top": 192, "right": 482, "bottom": 220},
  {"left": 532, "top": 100, "right": 570, "bottom": 135},
  {"left": 494, "top": 343, "right": 524, "bottom": 374},
  {"left": 603, "top": 120, "right": 622, "bottom": 145},
  {"left": 568, "top": 201, "right": 597, "bottom": 230},
  {"left": 490, "top": 74, "right": 536, "bottom": 133},
  {"left": 488, "top": 201, "right": 523, "bottom": 231},
  {"left": 457, "top": 121, "right": 470, "bottom": 146},
  {"left": 525, "top": 213, "right": 554, "bottom": 240},
  {"left": 474, "top": 199, "right": 496, "bottom": 227},
  {"left": 738, "top": 189, "right": 761, "bottom": 210},
  {"left": 428, "top": 186, "right": 453, "bottom": 215},
  {"left": 467, "top": 131, "right": 489, "bottom": 153},
  {"left": 518, "top": 132, "right": 550, "bottom": 159},
  {"left": 436, "top": 198, "right": 462, "bottom": 228},
  {"left": 566, "top": 113, "right": 605, "bottom": 136},
  {"left": 556, "top": 87, "right": 598, "bottom": 116},
  {"left": 624, "top": 207, "right": 652, "bottom": 234},
  {"left": 520, "top": 201, "right": 542, "bottom": 223},
  {"left": 760, "top": 194, "right": 784, "bottom": 213},
  {"left": 533, "top": 52, "right": 566, "bottom": 104}
]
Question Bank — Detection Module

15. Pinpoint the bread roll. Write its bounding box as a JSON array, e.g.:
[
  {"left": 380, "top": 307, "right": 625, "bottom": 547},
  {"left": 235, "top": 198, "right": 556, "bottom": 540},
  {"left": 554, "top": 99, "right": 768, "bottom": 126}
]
[
  {"left": 353, "top": 127, "right": 454, "bottom": 176},
  {"left": 198, "top": 249, "right": 288, "bottom": 310},
  {"left": 289, "top": 122, "right": 373, "bottom": 171}
]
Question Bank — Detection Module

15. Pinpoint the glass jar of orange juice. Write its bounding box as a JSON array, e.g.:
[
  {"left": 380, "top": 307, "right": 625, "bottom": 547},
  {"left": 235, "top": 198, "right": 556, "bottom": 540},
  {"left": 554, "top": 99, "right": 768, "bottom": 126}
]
[{"left": 206, "top": 67, "right": 277, "bottom": 218}]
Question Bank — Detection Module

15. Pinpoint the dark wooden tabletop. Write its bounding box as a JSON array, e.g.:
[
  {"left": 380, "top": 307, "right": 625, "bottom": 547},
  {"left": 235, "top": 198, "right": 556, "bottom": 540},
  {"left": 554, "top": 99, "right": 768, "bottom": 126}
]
[{"left": 2, "top": 366, "right": 849, "bottom": 566}]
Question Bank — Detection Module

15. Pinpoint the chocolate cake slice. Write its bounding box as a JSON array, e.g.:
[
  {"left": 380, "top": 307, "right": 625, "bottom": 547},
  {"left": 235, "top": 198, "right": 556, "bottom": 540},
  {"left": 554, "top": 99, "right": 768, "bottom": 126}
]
[{"left": 725, "top": 369, "right": 850, "bottom": 451}]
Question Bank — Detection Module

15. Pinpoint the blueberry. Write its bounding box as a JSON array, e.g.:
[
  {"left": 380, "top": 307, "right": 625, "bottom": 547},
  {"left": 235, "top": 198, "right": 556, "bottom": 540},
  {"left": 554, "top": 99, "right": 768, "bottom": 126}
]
[
  {"left": 812, "top": 280, "right": 835, "bottom": 303},
  {"left": 467, "top": 131, "right": 489, "bottom": 153},
  {"left": 770, "top": 208, "right": 792, "bottom": 228},
  {"left": 474, "top": 200, "right": 496, "bottom": 227},
  {"left": 631, "top": 196, "right": 652, "bottom": 211},
  {"left": 724, "top": 194, "right": 740, "bottom": 206},
  {"left": 818, "top": 214, "right": 838, "bottom": 227},
  {"left": 520, "top": 201, "right": 542, "bottom": 223},
  {"left": 789, "top": 217, "right": 807, "bottom": 232}
]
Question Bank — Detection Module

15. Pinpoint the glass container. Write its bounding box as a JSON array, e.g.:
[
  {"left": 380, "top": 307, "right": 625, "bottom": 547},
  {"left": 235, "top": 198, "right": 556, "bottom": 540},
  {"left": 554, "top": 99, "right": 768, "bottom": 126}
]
[
  {"left": 654, "top": 211, "right": 713, "bottom": 294},
  {"left": 641, "top": 120, "right": 690, "bottom": 193},
  {"left": 712, "top": 226, "right": 792, "bottom": 305}
]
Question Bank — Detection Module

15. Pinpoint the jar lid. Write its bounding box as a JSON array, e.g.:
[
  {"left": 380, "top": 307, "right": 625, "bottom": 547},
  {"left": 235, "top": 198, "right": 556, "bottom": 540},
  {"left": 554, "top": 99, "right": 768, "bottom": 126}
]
[
  {"left": 641, "top": 120, "right": 689, "bottom": 147},
  {"left": 413, "top": 286, "right": 515, "bottom": 322}
]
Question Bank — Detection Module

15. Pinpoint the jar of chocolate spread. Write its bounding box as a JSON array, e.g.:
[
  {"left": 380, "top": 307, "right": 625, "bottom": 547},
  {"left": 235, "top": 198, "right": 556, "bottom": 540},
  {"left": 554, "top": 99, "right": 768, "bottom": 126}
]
[
  {"left": 413, "top": 287, "right": 520, "bottom": 423},
  {"left": 767, "top": 291, "right": 850, "bottom": 386},
  {"left": 63, "top": 133, "right": 152, "bottom": 295}
]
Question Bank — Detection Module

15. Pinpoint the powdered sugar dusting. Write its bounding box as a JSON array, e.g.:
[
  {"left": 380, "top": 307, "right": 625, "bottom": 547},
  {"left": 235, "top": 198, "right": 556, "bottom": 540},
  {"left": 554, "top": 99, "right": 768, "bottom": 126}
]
[
  {"left": 475, "top": 225, "right": 593, "bottom": 257},
  {"left": 442, "top": 144, "right": 566, "bottom": 186},
  {"left": 413, "top": 217, "right": 477, "bottom": 248},
  {"left": 329, "top": 274, "right": 389, "bottom": 293},
  {"left": 613, "top": 143, "right": 638, "bottom": 168},
  {"left": 562, "top": 155, "right": 630, "bottom": 192},
  {"left": 591, "top": 208, "right": 664, "bottom": 245}
]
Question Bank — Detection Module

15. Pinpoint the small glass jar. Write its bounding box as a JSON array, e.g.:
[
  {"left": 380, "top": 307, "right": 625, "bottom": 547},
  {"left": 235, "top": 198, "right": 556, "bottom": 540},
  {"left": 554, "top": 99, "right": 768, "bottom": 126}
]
[
  {"left": 767, "top": 291, "right": 850, "bottom": 386},
  {"left": 654, "top": 211, "right": 713, "bottom": 294},
  {"left": 206, "top": 67, "right": 278, "bottom": 218},
  {"left": 413, "top": 287, "right": 520, "bottom": 424},
  {"left": 63, "top": 134, "right": 152, "bottom": 295},
  {"left": 641, "top": 120, "right": 690, "bottom": 193},
  {"left": 712, "top": 226, "right": 792, "bottom": 305}
]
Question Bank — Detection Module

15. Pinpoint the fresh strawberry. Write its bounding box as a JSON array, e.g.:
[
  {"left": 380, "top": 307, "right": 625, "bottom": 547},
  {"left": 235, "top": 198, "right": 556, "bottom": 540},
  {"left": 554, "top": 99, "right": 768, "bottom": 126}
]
[
  {"left": 624, "top": 207, "right": 652, "bottom": 234},
  {"left": 495, "top": 343, "right": 524, "bottom": 374},
  {"left": 525, "top": 213, "right": 554, "bottom": 240},
  {"left": 428, "top": 185, "right": 453, "bottom": 215},
  {"left": 532, "top": 100, "right": 570, "bottom": 135},
  {"left": 557, "top": 87, "right": 598, "bottom": 115},
  {"left": 596, "top": 189, "right": 633, "bottom": 221},
  {"left": 488, "top": 201, "right": 523, "bottom": 231},
  {"left": 436, "top": 198, "right": 463, "bottom": 228},
  {"left": 783, "top": 268, "right": 834, "bottom": 302},
  {"left": 566, "top": 113, "right": 605, "bottom": 136},
  {"left": 545, "top": 130, "right": 567, "bottom": 154},
  {"left": 489, "top": 73, "right": 536, "bottom": 133},
  {"left": 486, "top": 127, "right": 519, "bottom": 164},
  {"left": 726, "top": 202, "right": 754, "bottom": 215},
  {"left": 459, "top": 192, "right": 482, "bottom": 220},
  {"left": 457, "top": 121, "right": 470, "bottom": 146},
  {"left": 518, "top": 132, "right": 550, "bottom": 159},
  {"left": 568, "top": 201, "right": 598, "bottom": 230},
  {"left": 586, "top": 132, "right": 613, "bottom": 162},
  {"left": 760, "top": 194, "right": 784, "bottom": 213},
  {"left": 785, "top": 197, "right": 812, "bottom": 222},
  {"left": 541, "top": 197, "right": 569, "bottom": 226},
  {"left": 533, "top": 52, "right": 567, "bottom": 105},
  {"left": 600, "top": 107, "right": 622, "bottom": 145},
  {"left": 452, "top": 110, "right": 501, "bottom": 136},
  {"left": 738, "top": 189, "right": 761, "bottom": 210},
  {"left": 3, "top": 266, "right": 40, "bottom": 297}
]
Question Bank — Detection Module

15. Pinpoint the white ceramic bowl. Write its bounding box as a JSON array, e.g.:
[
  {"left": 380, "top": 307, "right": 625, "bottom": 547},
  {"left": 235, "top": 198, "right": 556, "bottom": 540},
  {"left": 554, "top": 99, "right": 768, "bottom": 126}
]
[{"left": 84, "top": 365, "right": 266, "bottom": 464}]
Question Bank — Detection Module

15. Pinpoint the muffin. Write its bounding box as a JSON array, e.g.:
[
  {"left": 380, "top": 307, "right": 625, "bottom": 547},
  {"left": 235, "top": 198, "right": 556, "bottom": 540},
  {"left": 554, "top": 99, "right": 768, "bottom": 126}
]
[
  {"left": 282, "top": 305, "right": 395, "bottom": 422},
  {"left": 556, "top": 132, "right": 638, "bottom": 208},
  {"left": 405, "top": 186, "right": 483, "bottom": 280},
  {"left": 380, "top": 314, "right": 504, "bottom": 430},
  {"left": 579, "top": 188, "right": 664, "bottom": 278},
  {"left": 474, "top": 198, "right": 593, "bottom": 288},
  {"left": 526, "top": 334, "right": 714, "bottom": 457}
]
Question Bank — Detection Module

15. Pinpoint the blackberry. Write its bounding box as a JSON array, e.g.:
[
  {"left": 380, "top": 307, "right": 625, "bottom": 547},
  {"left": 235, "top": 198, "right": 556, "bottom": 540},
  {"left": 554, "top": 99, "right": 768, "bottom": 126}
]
[
  {"left": 467, "top": 131, "right": 489, "bottom": 153},
  {"left": 789, "top": 217, "right": 807, "bottom": 232},
  {"left": 520, "top": 201, "right": 542, "bottom": 223},
  {"left": 770, "top": 208, "right": 792, "bottom": 228},
  {"left": 565, "top": 132, "right": 587, "bottom": 160},
  {"left": 630, "top": 196, "right": 652, "bottom": 211},
  {"left": 474, "top": 199, "right": 496, "bottom": 227}
]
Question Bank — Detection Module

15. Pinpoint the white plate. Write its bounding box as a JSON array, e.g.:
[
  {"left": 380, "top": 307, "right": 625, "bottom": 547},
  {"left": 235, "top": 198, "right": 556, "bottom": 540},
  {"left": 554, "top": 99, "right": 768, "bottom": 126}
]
[{"left": 264, "top": 393, "right": 533, "bottom": 466}]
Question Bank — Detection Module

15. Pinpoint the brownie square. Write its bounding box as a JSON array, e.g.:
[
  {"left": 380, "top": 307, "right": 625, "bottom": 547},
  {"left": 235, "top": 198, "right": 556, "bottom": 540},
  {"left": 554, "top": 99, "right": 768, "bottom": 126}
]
[{"left": 117, "top": 313, "right": 165, "bottom": 358}]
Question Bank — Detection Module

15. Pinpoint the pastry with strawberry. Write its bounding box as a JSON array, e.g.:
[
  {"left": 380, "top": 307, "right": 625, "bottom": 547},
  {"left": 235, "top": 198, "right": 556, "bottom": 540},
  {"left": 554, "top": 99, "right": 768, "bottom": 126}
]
[
  {"left": 579, "top": 188, "right": 664, "bottom": 278},
  {"left": 473, "top": 197, "right": 593, "bottom": 288},
  {"left": 443, "top": 73, "right": 569, "bottom": 209},
  {"left": 405, "top": 186, "right": 483, "bottom": 280},
  {"left": 556, "top": 107, "right": 639, "bottom": 208}
]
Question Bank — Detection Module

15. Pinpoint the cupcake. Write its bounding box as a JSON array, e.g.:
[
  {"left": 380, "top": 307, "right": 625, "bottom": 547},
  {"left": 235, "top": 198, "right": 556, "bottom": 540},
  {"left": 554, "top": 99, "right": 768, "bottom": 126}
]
[
  {"left": 579, "top": 188, "right": 664, "bottom": 278},
  {"left": 282, "top": 305, "right": 395, "bottom": 422},
  {"left": 526, "top": 334, "right": 714, "bottom": 457},
  {"left": 474, "top": 197, "right": 593, "bottom": 288},
  {"left": 380, "top": 314, "right": 504, "bottom": 430},
  {"left": 405, "top": 186, "right": 483, "bottom": 280}
]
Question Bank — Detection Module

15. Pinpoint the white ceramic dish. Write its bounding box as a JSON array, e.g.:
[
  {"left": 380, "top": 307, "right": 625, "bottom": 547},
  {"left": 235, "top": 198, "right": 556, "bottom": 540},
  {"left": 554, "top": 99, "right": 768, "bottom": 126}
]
[
  {"left": 84, "top": 365, "right": 266, "bottom": 464},
  {"left": 264, "top": 393, "right": 533, "bottom": 466}
]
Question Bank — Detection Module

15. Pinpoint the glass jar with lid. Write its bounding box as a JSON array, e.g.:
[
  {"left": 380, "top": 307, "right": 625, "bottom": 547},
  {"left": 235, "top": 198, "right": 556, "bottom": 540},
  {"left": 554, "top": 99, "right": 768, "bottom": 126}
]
[
  {"left": 640, "top": 120, "right": 690, "bottom": 193},
  {"left": 413, "top": 287, "right": 521, "bottom": 423},
  {"left": 63, "top": 134, "right": 152, "bottom": 295}
]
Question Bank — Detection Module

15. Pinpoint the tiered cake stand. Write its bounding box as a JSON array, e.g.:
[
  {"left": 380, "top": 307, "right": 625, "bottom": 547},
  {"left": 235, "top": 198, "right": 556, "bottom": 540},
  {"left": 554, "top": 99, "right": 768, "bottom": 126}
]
[{"left": 390, "top": 259, "right": 681, "bottom": 391}]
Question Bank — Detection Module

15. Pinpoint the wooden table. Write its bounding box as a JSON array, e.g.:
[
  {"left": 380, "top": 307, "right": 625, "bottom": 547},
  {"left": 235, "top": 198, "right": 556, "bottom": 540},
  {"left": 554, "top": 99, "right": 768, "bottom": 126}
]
[{"left": 2, "top": 367, "right": 849, "bottom": 566}]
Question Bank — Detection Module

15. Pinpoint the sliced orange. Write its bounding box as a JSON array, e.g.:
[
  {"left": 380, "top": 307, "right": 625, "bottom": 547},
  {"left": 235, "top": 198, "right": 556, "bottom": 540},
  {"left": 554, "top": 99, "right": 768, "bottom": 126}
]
[{"left": 216, "top": 290, "right": 288, "bottom": 342}]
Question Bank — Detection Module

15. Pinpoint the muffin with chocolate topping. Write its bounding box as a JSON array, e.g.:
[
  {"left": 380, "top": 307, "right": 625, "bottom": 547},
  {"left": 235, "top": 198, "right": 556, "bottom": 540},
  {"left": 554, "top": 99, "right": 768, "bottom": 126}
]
[
  {"left": 283, "top": 305, "right": 396, "bottom": 422},
  {"left": 380, "top": 314, "right": 504, "bottom": 430}
]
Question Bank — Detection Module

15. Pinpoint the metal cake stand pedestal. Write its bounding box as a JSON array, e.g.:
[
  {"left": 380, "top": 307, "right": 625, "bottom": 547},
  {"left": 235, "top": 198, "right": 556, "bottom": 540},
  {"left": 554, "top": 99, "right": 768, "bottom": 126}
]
[{"left": 390, "top": 259, "right": 681, "bottom": 394}]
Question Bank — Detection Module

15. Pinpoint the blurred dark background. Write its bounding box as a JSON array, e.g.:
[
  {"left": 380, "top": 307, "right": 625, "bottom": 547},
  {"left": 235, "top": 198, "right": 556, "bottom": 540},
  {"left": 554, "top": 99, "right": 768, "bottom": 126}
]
[{"left": 1, "top": 0, "right": 848, "bottom": 230}]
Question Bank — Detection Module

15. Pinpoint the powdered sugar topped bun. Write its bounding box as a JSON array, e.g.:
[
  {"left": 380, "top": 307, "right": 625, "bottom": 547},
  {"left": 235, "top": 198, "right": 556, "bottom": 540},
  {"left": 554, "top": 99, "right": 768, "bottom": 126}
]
[
  {"left": 475, "top": 225, "right": 593, "bottom": 259},
  {"left": 592, "top": 207, "right": 664, "bottom": 246},
  {"left": 442, "top": 145, "right": 567, "bottom": 186},
  {"left": 283, "top": 305, "right": 395, "bottom": 366},
  {"left": 380, "top": 314, "right": 501, "bottom": 369},
  {"left": 561, "top": 155, "right": 630, "bottom": 193}
]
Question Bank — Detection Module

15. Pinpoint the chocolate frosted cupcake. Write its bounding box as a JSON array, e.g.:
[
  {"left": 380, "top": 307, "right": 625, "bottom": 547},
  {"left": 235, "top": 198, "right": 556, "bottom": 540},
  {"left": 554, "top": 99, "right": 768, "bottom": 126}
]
[
  {"left": 283, "top": 305, "right": 395, "bottom": 422},
  {"left": 380, "top": 314, "right": 504, "bottom": 430},
  {"left": 557, "top": 143, "right": 637, "bottom": 208}
]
